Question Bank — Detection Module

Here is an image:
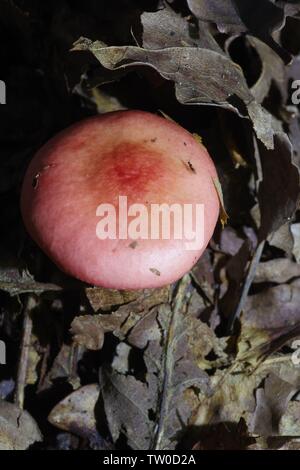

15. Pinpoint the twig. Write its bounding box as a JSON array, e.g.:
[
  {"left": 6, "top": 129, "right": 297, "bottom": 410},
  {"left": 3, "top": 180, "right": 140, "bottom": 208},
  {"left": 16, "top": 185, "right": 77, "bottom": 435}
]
[
  {"left": 15, "top": 295, "right": 37, "bottom": 409},
  {"left": 153, "top": 274, "right": 190, "bottom": 450},
  {"left": 69, "top": 343, "right": 83, "bottom": 389},
  {"left": 227, "top": 240, "right": 265, "bottom": 333}
]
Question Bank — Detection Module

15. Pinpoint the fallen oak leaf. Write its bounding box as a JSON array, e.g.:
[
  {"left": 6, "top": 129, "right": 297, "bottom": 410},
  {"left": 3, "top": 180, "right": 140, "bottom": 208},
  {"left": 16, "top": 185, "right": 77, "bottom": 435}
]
[{"left": 72, "top": 38, "right": 276, "bottom": 149}]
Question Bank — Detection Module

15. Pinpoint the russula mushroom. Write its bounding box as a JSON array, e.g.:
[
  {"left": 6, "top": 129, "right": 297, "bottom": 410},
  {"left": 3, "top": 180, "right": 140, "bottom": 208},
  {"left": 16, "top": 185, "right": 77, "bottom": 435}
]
[{"left": 21, "top": 110, "right": 220, "bottom": 289}]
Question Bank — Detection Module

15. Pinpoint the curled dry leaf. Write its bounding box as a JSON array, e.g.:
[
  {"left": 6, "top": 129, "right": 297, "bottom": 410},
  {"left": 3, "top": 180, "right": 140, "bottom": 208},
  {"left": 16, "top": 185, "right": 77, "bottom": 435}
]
[
  {"left": 187, "top": 0, "right": 292, "bottom": 62},
  {"left": 73, "top": 37, "right": 276, "bottom": 149},
  {"left": 0, "top": 401, "right": 42, "bottom": 450},
  {"left": 48, "top": 384, "right": 104, "bottom": 448},
  {"left": 247, "top": 36, "right": 285, "bottom": 104},
  {"left": 256, "top": 133, "right": 300, "bottom": 242},
  {"left": 72, "top": 287, "right": 170, "bottom": 350},
  {"left": 41, "top": 343, "right": 83, "bottom": 391},
  {"left": 0, "top": 267, "right": 61, "bottom": 296}
]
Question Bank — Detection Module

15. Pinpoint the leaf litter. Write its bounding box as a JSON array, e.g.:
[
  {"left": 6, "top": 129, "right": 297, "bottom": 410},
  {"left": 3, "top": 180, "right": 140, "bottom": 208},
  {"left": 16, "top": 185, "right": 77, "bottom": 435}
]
[{"left": 1, "top": 0, "right": 300, "bottom": 451}]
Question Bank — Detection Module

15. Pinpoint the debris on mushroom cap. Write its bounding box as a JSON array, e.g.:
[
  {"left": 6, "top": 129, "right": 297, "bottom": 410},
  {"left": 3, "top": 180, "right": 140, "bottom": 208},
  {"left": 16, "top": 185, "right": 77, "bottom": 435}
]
[{"left": 20, "top": 110, "right": 220, "bottom": 289}]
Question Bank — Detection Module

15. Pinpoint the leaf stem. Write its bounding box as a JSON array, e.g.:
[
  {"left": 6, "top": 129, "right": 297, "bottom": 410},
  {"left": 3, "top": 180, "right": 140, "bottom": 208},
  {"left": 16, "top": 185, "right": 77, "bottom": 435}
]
[
  {"left": 15, "top": 295, "right": 36, "bottom": 409},
  {"left": 153, "top": 275, "right": 190, "bottom": 450}
]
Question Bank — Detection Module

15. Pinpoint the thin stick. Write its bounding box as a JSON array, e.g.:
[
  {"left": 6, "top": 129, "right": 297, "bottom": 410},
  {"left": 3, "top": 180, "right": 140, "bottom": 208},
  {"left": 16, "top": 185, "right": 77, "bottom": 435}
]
[
  {"left": 15, "top": 295, "right": 36, "bottom": 409},
  {"left": 227, "top": 240, "right": 265, "bottom": 333},
  {"left": 153, "top": 274, "right": 190, "bottom": 450}
]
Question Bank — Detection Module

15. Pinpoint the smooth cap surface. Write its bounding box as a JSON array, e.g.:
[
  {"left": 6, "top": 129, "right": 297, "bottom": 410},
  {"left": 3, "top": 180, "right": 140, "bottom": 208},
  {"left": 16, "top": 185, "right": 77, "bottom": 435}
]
[{"left": 21, "top": 110, "right": 220, "bottom": 289}]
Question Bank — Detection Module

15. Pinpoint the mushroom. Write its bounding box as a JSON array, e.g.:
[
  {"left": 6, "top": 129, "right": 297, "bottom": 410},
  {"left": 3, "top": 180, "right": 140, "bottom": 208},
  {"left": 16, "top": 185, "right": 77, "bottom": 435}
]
[{"left": 21, "top": 110, "right": 220, "bottom": 289}]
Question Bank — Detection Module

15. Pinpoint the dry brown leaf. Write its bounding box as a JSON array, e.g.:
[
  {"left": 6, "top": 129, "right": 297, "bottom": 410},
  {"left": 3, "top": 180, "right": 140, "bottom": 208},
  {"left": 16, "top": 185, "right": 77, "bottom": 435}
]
[
  {"left": 249, "top": 373, "right": 298, "bottom": 436},
  {"left": 193, "top": 359, "right": 300, "bottom": 438},
  {"left": 48, "top": 384, "right": 104, "bottom": 448},
  {"left": 0, "top": 401, "right": 42, "bottom": 450},
  {"left": 99, "top": 367, "right": 156, "bottom": 450},
  {"left": 256, "top": 133, "right": 300, "bottom": 242},
  {"left": 187, "top": 0, "right": 292, "bottom": 62},
  {"left": 254, "top": 258, "right": 300, "bottom": 283},
  {"left": 41, "top": 343, "right": 82, "bottom": 391},
  {"left": 0, "top": 268, "right": 61, "bottom": 296},
  {"left": 99, "top": 278, "right": 212, "bottom": 450},
  {"left": 71, "top": 315, "right": 107, "bottom": 350},
  {"left": 73, "top": 37, "right": 277, "bottom": 149},
  {"left": 85, "top": 287, "right": 139, "bottom": 312}
]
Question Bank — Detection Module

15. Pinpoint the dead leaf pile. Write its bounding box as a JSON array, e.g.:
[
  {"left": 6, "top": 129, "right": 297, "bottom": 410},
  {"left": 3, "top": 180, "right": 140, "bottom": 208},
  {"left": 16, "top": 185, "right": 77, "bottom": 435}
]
[{"left": 1, "top": 0, "right": 300, "bottom": 451}]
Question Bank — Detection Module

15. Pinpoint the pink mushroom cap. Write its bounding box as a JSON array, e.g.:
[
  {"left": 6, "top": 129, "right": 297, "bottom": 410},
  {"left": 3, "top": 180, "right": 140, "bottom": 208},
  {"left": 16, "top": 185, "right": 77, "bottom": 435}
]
[{"left": 21, "top": 110, "right": 220, "bottom": 289}]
